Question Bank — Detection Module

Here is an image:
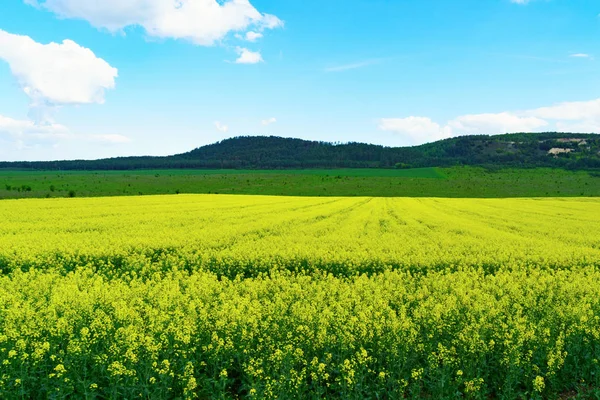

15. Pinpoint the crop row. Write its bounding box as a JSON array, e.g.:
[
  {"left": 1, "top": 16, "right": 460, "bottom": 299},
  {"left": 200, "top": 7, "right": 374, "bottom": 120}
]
[
  {"left": 1, "top": 195, "right": 599, "bottom": 398},
  {"left": 1, "top": 267, "right": 600, "bottom": 398},
  {"left": 0, "top": 195, "right": 599, "bottom": 278}
]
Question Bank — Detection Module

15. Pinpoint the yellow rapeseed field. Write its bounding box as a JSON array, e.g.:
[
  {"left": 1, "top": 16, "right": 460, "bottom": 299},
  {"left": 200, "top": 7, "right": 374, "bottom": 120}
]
[
  {"left": 1, "top": 195, "right": 599, "bottom": 276},
  {"left": 1, "top": 195, "right": 599, "bottom": 398}
]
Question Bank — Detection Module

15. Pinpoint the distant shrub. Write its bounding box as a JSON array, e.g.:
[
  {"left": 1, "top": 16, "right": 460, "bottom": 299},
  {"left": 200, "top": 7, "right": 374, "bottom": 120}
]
[
  {"left": 395, "top": 163, "right": 411, "bottom": 169},
  {"left": 49, "top": 185, "right": 55, "bottom": 192},
  {"left": 68, "top": 190, "right": 76, "bottom": 198},
  {"left": 4, "top": 185, "right": 11, "bottom": 191}
]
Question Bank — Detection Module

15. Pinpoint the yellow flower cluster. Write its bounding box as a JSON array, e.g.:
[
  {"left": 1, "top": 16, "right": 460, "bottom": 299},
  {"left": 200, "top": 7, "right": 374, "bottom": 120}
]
[
  {"left": 0, "top": 195, "right": 598, "bottom": 277},
  {"left": 0, "top": 194, "right": 598, "bottom": 398}
]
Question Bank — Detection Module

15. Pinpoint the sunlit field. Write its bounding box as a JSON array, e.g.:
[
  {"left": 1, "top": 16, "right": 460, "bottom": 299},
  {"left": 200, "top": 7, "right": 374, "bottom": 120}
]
[
  {"left": 1, "top": 167, "right": 599, "bottom": 199},
  {"left": 1, "top": 195, "right": 599, "bottom": 276},
  {"left": 0, "top": 195, "right": 599, "bottom": 398}
]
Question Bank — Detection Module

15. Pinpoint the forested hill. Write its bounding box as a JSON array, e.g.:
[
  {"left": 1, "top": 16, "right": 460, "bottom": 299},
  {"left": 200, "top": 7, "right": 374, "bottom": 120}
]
[{"left": 2, "top": 132, "right": 600, "bottom": 170}]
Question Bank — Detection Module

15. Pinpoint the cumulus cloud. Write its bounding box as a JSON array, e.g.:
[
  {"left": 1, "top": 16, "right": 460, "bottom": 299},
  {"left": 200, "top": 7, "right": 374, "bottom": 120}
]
[
  {"left": 379, "top": 98, "right": 600, "bottom": 145},
  {"left": 214, "top": 121, "right": 229, "bottom": 132},
  {"left": 555, "top": 120, "right": 600, "bottom": 133},
  {"left": 378, "top": 117, "right": 452, "bottom": 144},
  {"left": 245, "top": 31, "right": 263, "bottom": 42},
  {"left": 447, "top": 113, "right": 548, "bottom": 134},
  {"left": 234, "top": 47, "right": 263, "bottom": 64},
  {"left": 526, "top": 98, "right": 600, "bottom": 121},
  {"left": 0, "top": 29, "right": 117, "bottom": 117},
  {"left": 25, "top": 0, "right": 283, "bottom": 46},
  {"left": 261, "top": 117, "right": 276, "bottom": 126},
  {"left": 0, "top": 29, "right": 125, "bottom": 157},
  {"left": 0, "top": 114, "right": 130, "bottom": 150},
  {"left": 525, "top": 98, "right": 600, "bottom": 132}
]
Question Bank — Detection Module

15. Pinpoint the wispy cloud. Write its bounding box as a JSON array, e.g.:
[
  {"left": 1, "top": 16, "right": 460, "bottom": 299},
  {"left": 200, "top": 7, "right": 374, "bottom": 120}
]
[
  {"left": 570, "top": 53, "right": 593, "bottom": 59},
  {"left": 214, "top": 121, "right": 229, "bottom": 133},
  {"left": 261, "top": 117, "right": 277, "bottom": 126},
  {"left": 234, "top": 31, "right": 264, "bottom": 42},
  {"left": 0, "top": 114, "right": 131, "bottom": 149},
  {"left": 488, "top": 53, "right": 568, "bottom": 64},
  {"left": 325, "top": 59, "right": 382, "bottom": 72},
  {"left": 489, "top": 52, "right": 594, "bottom": 63}
]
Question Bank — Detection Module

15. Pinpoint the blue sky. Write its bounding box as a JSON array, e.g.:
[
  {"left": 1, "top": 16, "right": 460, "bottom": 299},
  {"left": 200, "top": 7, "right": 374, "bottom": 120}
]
[{"left": 0, "top": 0, "right": 599, "bottom": 161}]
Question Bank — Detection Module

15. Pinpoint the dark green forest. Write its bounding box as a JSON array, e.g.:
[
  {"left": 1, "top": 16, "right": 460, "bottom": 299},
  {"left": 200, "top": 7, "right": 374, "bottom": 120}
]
[{"left": 1, "top": 132, "right": 599, "bottom": 171}]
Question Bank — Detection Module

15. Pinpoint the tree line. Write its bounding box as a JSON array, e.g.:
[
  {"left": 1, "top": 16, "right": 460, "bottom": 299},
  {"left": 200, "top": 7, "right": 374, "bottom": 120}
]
[{"left": 1, "top": 133, "right": 599, "bottom": 170}]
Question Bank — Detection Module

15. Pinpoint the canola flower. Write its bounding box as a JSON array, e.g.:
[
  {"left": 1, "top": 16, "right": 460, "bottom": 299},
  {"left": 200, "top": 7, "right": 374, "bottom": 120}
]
[
  {"left": 0, "top": 194, "right": 599, "bottom": 398},
  {"left": 0, "top": 195, "right": 598, "bottom": 277}
]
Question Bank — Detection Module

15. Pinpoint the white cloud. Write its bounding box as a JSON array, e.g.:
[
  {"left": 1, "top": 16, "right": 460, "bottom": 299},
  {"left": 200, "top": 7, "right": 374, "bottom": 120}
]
[
  {"left": 325, "top": 59, "right": 381, "bottom": 73},
  {"left": 25, "top": 0, "right": 283, "bottom": 46},
  {"left": 0, "top": 114, "right": 130, "bottom": 150},
  {"left": 570, "top": 53, "right": 592, "bottom": 59},
  {"left": 214, "top": 121, "right": 229, "bottom": 132},
  {"left": 245, "top": 31, "right": 263, "bottom": 42},
  {"left": 0, "top": 115, "right": 70, "bottom": 143},
  {"left": 234, "top": 47, "right": 263, "bottom": 64},
  {"left": 0, "top": 29, "right": 125, "bottom": 157},
  {"left": 526, "top": 98, "right": 600, "bottom": 132},
  {"left": 86, "top": 134, "right": 132, "bottom": 144},
  {"left": 260, "top": 14, "right": 284, "bottom": 30},
  {"left": 448, "top": 112, "right": 548, "bottom": 134},
  {"left": 526, "top": 98, "right": 600, "bottom": 121},
  {"left": 0, "top": 29, "right": 117, "bottom": 110},
  {"left": 555, "top": 120, "right": 600, "bottom": 133},
  {"left": 510, "top": 0, "right": 531, "bottom": 4},
  {"left": 379, "top": 98, "right": 600, "bottom": 145},
  {"left": 261, "top": 117, "right": 276, "bottom": 126},
  {"left": 378, "top": 117, "right": 452, "bottom": 144}
]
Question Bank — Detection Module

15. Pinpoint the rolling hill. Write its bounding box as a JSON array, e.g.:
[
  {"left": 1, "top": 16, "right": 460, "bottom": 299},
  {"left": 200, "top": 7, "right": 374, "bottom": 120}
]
[{"left": 1, "top": 132, "right": 599, "bottom": 170}]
